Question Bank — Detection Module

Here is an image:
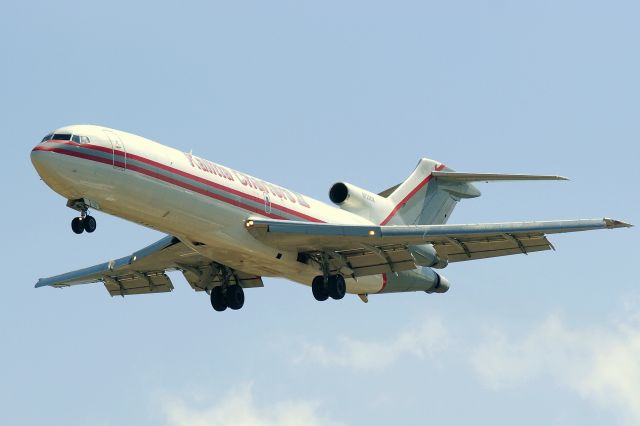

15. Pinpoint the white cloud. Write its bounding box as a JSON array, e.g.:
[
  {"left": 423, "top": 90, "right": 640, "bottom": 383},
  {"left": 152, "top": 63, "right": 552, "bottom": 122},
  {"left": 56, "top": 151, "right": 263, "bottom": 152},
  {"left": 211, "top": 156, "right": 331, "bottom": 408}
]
[
  {"left": 295, "top": 317, "right": 449, "bottom": 371},
  {"left": 470, "top": 307, "right": 640, "bottom": 425},
  {"left": 162, "top": 384, "right": 343, "bottom": 426}
]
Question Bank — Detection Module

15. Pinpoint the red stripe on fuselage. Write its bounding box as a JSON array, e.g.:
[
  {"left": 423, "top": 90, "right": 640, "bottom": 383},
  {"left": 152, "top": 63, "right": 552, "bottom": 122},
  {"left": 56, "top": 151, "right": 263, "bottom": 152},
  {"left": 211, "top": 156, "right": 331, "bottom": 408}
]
[
  {"left": 125, "top": 163, "right": 290, "bottom": 220},
  {"left": 80, "top": 143, "right": 322, "bottom": 222},
  {"left": 379, "top": 164, "right": 446, "bottom": 225},
  {"left": 33, "top": 143, "right": 324, "bottom": 223},
  {"left": 91, "top": 143, "right": 323, "bottom": 223},
  {"left": 34, "top": 145, "right": 114, "bottom": 166}
]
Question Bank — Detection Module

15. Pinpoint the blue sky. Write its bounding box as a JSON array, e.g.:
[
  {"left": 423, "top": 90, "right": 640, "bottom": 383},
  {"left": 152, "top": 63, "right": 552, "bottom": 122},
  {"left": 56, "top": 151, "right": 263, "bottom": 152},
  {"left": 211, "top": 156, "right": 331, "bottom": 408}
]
[{"left": 2, "top": 1, "right": 639, "bottom": 425}]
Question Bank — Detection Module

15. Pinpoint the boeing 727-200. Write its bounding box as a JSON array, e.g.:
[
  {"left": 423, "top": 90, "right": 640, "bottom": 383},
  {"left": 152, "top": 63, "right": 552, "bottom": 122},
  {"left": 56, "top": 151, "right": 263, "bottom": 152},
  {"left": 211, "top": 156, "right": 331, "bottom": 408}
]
[{"left": 30, "top": 125, "right": 632, "bottom": 312}]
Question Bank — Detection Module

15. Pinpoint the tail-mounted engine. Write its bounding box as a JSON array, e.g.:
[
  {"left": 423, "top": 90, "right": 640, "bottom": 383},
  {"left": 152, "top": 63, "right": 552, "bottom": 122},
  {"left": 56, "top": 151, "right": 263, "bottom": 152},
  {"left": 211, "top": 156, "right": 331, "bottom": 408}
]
[{"left": 329, "top": 182, "right": 393, "bottom": 222}]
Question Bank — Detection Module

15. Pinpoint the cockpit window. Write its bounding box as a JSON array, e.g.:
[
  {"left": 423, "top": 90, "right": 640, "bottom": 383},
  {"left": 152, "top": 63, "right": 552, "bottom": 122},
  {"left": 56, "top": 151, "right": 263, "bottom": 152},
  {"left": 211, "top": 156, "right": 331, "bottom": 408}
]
[
  {"left": 41, "top": 132, "right": 90, "bottom": 144},
  {"left": 52, "top": 133, "right": 72, "bottom": 141}
]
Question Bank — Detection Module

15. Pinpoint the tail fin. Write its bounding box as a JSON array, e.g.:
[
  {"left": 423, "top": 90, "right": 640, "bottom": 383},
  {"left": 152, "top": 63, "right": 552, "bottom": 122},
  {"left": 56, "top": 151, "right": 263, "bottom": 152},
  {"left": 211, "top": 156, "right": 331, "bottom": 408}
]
[
  {"left": 381, "top": 158, "right": 480, "bottom": 225},
  {"left": 380, "top": 159, "right": 568, "bottom": 225}
]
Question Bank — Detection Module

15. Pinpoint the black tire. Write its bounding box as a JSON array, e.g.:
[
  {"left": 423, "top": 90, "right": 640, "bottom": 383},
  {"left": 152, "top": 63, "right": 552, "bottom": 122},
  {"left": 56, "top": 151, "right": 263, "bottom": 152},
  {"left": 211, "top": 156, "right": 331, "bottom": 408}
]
[
  {"left": 71, "top": 217, "right": 84, "bottom": 234},
  {"left": 328, "top": 275, "right": 346, "bottom": 300},
  {"left": 226, "top": 285, "right": 245, "bottom": 310},
  {"left": 210, "top": 286, "right": 227, "bottom": 312},
  {"left": 83, "top": 215, "right": 97, "bottom": 233},
  {"left": 312, "top": 275, "right": 329, "bottom": 301}
]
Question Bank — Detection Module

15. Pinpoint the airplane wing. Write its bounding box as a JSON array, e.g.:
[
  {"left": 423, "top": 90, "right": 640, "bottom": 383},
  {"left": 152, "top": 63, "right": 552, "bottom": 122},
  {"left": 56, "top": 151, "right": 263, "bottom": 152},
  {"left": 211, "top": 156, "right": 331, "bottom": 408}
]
[
  {"left": 245, "top": 217, "right": 631, "bottom": 277},
  {"left": 35, "top": 235, "right": 263, "bottom": 296}
]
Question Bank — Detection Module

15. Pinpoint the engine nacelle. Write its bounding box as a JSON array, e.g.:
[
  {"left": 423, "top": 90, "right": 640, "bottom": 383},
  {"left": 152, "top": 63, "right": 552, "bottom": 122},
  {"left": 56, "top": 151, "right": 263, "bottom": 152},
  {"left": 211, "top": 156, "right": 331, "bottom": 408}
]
[
  {"left": 408, "top": 244, "right": 448, "bottom": 269},
  {"left": 382, "top": 268, "right": 450, "bottom": 294},
  {"left": 425, "top": 270, "right": 450, "bottom": 294},
  {"left": 329, "top": 182, "right": 392, "bottom": 222}
]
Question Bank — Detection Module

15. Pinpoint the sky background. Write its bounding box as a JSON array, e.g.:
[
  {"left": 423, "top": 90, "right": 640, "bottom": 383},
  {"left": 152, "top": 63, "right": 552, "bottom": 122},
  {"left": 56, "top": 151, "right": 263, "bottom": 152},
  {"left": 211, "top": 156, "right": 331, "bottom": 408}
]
[{"left": 2, "top": 1, "right": 639, "bottom": 425}]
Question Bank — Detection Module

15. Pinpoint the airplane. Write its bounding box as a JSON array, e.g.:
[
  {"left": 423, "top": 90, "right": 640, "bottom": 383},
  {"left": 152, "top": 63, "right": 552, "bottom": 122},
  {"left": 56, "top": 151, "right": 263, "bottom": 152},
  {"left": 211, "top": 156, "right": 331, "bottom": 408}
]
[{"left": 31, "top": 125, "right": 632, "bottom": 312}]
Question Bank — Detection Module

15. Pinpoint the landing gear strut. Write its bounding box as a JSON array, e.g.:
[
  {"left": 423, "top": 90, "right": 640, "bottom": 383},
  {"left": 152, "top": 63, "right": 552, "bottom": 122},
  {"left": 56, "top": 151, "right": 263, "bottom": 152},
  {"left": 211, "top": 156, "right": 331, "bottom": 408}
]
[{"left": 70, "top": 208, "right": 97, "bottom": 234}]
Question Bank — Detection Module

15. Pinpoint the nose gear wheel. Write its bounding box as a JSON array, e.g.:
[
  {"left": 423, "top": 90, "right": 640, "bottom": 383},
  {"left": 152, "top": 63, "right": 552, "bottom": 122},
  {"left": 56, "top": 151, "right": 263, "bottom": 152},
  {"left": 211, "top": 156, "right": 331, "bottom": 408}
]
[{"left": 68, "top": 200, "right": 97, "bottom": 234}]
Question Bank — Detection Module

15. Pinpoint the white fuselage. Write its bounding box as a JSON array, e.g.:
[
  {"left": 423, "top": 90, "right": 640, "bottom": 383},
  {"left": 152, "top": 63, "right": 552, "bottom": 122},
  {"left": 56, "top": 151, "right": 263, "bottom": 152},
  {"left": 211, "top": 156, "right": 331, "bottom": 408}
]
[{"left": 31, "top": 125, "right": 386, "bottom": 294}]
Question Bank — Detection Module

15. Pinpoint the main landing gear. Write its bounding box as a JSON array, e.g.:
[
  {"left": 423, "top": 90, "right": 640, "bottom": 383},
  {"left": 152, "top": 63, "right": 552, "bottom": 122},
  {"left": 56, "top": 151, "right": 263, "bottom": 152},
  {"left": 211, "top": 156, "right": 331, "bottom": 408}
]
[
  {"left": 310, "top": 253, "right": 347, "bottom": 302},
  {"left": 210, "top": 285, "right": 245, "bottom": 312},
  {"left": 312, "top": 274, "right": 346, "bottom": 302},
  {"left": 209, "top": 267, "right": 245, "bottom": 312},
  {"left": 71, "top": 209, "right": 97, "bottom": 234}
]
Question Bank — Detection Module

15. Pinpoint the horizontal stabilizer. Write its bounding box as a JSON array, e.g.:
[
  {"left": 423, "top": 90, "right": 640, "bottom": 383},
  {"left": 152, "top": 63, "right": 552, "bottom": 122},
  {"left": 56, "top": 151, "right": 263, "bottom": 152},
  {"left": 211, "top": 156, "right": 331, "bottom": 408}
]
[{"left": 432, "top": 171, "right": 569, "bottom": 182}]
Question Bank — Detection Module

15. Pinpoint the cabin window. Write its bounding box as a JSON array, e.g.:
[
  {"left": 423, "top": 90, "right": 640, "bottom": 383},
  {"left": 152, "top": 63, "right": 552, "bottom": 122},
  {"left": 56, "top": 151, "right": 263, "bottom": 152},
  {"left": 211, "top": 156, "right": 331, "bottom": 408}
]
[{"left": 72, "top": 135, "right": 81, "bottom": 143}]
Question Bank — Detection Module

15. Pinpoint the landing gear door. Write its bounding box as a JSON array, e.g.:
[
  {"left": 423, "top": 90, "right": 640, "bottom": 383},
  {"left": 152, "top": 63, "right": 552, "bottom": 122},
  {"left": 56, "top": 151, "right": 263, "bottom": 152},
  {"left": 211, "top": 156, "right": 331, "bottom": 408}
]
[{"left": 103, "top": 130, "right": 126, "bottom": 170}]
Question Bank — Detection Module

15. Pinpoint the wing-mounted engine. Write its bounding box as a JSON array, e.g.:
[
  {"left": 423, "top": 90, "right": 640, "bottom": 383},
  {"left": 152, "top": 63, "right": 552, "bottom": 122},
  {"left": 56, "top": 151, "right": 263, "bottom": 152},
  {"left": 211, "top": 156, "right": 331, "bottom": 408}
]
[{"left": 329, "top": 182, "right": 394, "bottom": 222}]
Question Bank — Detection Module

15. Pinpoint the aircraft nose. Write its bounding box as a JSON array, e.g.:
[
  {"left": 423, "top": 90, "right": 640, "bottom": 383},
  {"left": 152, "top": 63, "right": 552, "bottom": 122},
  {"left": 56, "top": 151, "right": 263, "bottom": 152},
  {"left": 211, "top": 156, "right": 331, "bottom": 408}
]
[
  {"left": 30, "top": 143, "right": 77, "bottom": 196},
  {"left": 30, "top": 144, "right": 61, "bottom": 183},
  {"left": 30, "top": 145, "right": 49, "bottom": 173}
]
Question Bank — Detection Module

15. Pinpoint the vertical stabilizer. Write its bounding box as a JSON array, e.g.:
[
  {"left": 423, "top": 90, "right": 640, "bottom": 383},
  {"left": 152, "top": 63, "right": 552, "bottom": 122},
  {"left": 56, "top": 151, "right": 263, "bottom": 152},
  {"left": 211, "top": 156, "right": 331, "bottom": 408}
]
[{"left": 381, "top": 158, "right": 480, "bottom": 225}]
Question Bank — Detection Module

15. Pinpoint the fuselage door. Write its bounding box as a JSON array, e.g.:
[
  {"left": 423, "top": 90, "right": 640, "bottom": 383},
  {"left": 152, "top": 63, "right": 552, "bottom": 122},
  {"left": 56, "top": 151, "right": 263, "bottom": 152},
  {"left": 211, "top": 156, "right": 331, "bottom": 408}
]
[
  {"left": 264, "top": 192, "right": 272, "bottom": 214},
  {"left": 103, "top": 130, "right": 126, "bottom": 170}
]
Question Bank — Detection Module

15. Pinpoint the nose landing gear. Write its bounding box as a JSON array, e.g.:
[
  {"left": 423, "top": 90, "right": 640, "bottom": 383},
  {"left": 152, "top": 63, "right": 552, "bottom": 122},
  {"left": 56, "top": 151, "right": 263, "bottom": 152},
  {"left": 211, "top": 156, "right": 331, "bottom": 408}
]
[
  {"left": 70, "top": 209, "right": 97, "bottom": 234},
  {"left": 71, "top": 217, "right": 84, "bottom": 234}
]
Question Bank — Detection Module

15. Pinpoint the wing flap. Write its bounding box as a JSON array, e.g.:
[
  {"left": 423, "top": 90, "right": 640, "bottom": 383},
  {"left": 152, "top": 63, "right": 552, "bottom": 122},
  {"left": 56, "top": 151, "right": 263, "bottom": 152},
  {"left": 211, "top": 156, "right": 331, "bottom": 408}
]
[
  {"left": 337, "top": 245, "right": 417, "bottom": 275},
  {"left": 433, "top": 234, "right": 552, "bottom": 262},
  {"left": 103, "top": 272, "right": 174, "bottom": 296}
]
